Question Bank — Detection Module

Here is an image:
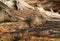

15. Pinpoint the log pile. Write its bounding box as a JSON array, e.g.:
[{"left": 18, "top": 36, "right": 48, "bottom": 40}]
[{"left": 0, "top": 0, "right": 60, "bottom": 41}]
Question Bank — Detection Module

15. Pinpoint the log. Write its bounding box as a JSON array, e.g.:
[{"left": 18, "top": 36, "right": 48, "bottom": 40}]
[
  {"left": 16, "top": 0, "right": 35, "bottom": 10},
  {"left": 37, "top": 5, "right": 60, "bottom": 21},
  {"left": 0, "top": 0, "right": 16, "bottom": 9},
  {"left": 0, "top": 21, "right": 29, "bottom": 34}
]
